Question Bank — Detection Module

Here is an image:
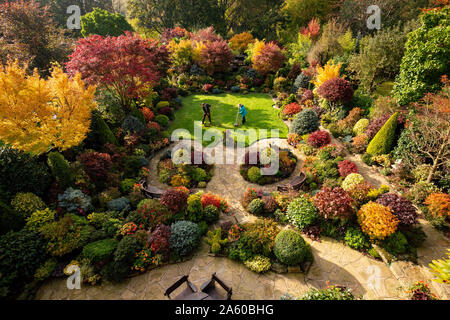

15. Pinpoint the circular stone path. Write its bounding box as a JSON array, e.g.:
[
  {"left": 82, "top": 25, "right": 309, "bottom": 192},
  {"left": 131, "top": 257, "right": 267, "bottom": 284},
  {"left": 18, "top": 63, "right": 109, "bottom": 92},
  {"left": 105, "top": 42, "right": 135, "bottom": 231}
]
[{"left": 36, "top": 137, "right": 450, "bottom": 300}]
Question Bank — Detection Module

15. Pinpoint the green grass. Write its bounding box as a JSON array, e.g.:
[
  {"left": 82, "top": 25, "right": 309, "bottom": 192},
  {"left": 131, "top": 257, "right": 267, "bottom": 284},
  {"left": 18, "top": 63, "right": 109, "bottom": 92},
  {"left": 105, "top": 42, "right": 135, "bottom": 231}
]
[{"left": 167, "top": 93, "right": 289, "bottom": 146}]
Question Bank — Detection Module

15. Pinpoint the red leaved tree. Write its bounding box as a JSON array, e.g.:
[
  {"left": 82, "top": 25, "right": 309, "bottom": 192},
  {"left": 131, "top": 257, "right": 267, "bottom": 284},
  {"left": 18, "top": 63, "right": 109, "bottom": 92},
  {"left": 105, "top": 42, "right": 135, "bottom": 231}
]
[
  {"left": 66, "top": 32, "right": 168, "bottom": 109},
  {"left": 252, "top": 42, "right": 285, "bottom": 75},
  {"left": 199, "top": 40, "right": 232, "bottom": 75}
]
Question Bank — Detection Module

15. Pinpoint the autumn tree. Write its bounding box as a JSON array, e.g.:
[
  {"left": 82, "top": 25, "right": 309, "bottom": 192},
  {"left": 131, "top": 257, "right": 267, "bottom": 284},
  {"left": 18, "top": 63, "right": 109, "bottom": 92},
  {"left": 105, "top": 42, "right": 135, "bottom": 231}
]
[
  {"left": 199, "top": 40, "right": 233, "bottom": 75},
  {"left": 66, "top": 33, "right": 169, "bottom": 109},
  {"left": 0, "top": 0, "right": 72, "bottom": 74},
  {"left": 394, "top": 78, "right": 450, "bottom": 183},
  {"left": 251, "top": 41, "right": 286, "bottom": 75},
  {"left": 0, "top": 61, "right": 97, "bottom": 155}
]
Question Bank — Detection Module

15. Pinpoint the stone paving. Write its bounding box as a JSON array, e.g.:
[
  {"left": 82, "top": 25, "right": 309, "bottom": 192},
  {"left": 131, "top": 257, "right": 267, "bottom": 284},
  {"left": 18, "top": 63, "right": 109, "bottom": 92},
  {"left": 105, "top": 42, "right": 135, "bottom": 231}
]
[{"left": 36, "top": 138, "right": 450, "bottom": 300}]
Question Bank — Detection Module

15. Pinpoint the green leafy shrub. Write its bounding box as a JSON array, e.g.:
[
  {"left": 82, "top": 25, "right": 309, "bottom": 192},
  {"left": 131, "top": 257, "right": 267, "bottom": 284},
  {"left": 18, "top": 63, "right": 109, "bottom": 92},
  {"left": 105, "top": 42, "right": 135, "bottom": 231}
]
[
  {"left": 406, "top": 181, "right": 440, "bottom": 205},
  {"left": 300, "top": 285, "right": 355, "bottom": 300},
  {"left": 187, "top": 194, "right": 204, "bottom": 222},
  {"left": 124, "top": 156, "right": 147, "bottom": 178},
  {"left": 381, "top": 231, "right": 408, "bottom": 256},
  {"left": 393, "top": 8, "right": 450, "bottom": 105},
  {"left": 191, "top": 167, "right": 208, "bottom": 182},
  {"left": 39, "top": 214, "right": 92, "bottom": 257},
  {"left": 170, "top": 221, "right": 201, "bottom": 257},
  {"left": 81, "top": 7, "right": 134, "bottom": 37},
  {"left": 344, "top": 227, "right": 370, "bottom": 251},
  {"left": 154, "top": 114, "right": 169, "bottom": 128},
  {"left": 0, "top": 200, "right": 24, "bottom": 236},
  {"left": 286, "top": 196, "right": 319, "bottom": 230},
  {"left": 273, "top": 229, "right": 311, "bottom": 266},
  {"left": 290, "top": 109, "right": 319, "bottom": 136},
  {"left": 244, "top": 255, "right": 271, "bottom": 273},
  {"left": 249, "top": 198, "right": 265, "bottom": 215},
  {"left": 247, "top": 166, "right": 262, "bottom": 183},
  {"left": 0, "top": 147, "right": 51, "bottom": 201},
  {"left": 104, "top": 235, "right": 142, "bottom": 282},
  {"left": 366, "top": 112, "right": 398, "bottom": 156},
  {"left": 353, "top": 119, "right": 369, "bottom": 136},
  {"left": 82, "top": 238, "right": 118, "bottom": 263},
  {"left": 47, "top": 152, "right": 73, "bottom": 189},
  {"left": 34, "top": 258, "right": 58, "bottom": 282},
  {"left": 0, "top": 229, "right": 47, "bottom": 297},
  {"left": 204, "top": 205, "right": 219, "bottom": 223},
  {"left": 25, "top": 208, "right": 55, "bottom": 231},
  {"left": 240, "top": 219, "right": 279, "bottom": 257},
  {"left": 120, "top": 178, "right": 137, "bottom": 194},
  {"left": 11, "top": 192, "right": 46, "bottom": 218}
]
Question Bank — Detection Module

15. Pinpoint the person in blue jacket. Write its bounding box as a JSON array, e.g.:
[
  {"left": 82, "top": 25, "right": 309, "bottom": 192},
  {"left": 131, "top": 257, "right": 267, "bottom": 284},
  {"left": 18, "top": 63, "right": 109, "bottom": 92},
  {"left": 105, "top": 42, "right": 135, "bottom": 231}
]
[{"left": 238, "top": 104, "right": 247, "bottom": 125}]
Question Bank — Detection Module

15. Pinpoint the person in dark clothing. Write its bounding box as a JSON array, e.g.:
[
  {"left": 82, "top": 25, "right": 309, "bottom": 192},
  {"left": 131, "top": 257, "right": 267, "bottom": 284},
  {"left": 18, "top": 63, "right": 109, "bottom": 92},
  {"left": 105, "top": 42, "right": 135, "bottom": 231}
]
[{"left": 202, "top": 103, "right": 212, "bottom": 126}]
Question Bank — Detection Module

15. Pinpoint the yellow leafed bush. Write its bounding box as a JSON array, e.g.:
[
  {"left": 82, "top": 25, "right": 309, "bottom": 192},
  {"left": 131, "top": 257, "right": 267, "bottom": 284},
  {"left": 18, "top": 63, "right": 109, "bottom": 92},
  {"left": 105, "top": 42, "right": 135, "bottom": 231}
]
[
  {"left": 311, "top": 60, "right": 342, "bottom": 88},
  {"left": 357, "top": 202, "right": 399, "bottom": 240}
]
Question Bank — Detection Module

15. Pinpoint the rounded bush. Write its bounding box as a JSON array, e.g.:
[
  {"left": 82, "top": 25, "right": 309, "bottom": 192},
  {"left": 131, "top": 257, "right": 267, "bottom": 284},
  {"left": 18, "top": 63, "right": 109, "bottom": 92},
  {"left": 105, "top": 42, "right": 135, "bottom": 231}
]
[
  {"left": 290, "top": 109, "right": 319, "bottom": 136},
  {"left": 381, "top": 231, "right": 408, "bottom": 256},
  {"left": 338, "top": 160, "right": 358, "bottom": 178},
  {"left": 376, "top": 193, "right": 417, "bottom": 226},
  {"left": 247, "top": 166, "right": 262, "bottom": 183},
  {"left": 353, "top": 119, "right": 369, "bottom": 136},
  {"left": 344, "top": 227, "right": 370, "bottom": 250},
  {"left": 25, "top": 208, "right": 55, "bottom": 231},
  {"left": 262, "top": 196, "right": 277, "bottom": 213},
  {"left": 286, "top": 196, "right": 319, "bottom": 230},
  {"left": 342, "top": 173, "right": 364, "bottom": 191},
  {"left": 204, "top": 205, "right": 220, "bottom": 223},
  {"left": 106, "top": 197, "right": 130, "bottom": 213},
  {"left": 317, "top": 77, "right": 354, "bottom": 103},
  {"left": 357, "top": 202, "right": 399, "bottom": 240},
  {"left": 313, "top": 186, "right": 354, "bottom": 221},
  {"left": 249, "top": 198, "right": 265, "bottom": 215},
  {"left": 154, "top": 114, "right": 169, "bottom": 128},
  {"left": 170, "top": 221, "right": 201, "bottom": 257},
  {"left": 11, "top": 193, "right": 46, "bottom": 218},
  {"left": 161, "top": 188, "right": 188, "bottom": 212},
  {"left": 273, "top": 229, "right": 309, "bottom": 266},
  {"left": 307, "top": 130, "right": 331, "bottom": 148}
]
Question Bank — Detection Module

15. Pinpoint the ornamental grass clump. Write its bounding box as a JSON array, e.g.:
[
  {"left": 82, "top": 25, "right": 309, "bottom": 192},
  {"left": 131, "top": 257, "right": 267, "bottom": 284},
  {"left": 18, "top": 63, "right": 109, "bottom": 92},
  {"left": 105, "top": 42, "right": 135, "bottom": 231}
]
[
  {"left": 357, "top": 202, "right": 399, "bottom": 240},
  {"left": 313, "top": 186, "right": 354, "bottom": 221}
]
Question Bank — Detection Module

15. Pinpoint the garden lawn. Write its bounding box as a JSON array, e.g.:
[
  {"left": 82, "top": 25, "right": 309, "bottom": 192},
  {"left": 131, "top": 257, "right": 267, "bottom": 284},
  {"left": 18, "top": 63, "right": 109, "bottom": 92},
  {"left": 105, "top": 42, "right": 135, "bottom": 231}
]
[{"left": 168, "top": 93, "right": 288, "bottom": 146}]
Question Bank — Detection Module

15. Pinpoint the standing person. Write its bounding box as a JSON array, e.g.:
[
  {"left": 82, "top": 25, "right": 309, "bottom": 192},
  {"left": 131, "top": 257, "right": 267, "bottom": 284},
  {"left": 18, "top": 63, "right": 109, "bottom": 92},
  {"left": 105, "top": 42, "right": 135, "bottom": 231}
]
[
  {"left": 202, "top": 102, "right": 212, "bottom": 126},
  {"left": 239, "top": 103, "right": 247, "bottom": 125}
]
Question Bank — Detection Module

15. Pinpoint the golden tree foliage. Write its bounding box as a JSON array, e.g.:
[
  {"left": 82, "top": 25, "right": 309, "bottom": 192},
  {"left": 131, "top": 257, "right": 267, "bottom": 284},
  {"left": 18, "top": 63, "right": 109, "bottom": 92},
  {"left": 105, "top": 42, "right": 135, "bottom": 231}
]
[
  {"left": 0, "top": 61, "right": 97, "bottom": 154},
  {"left": 229, "top": 32, "right": 255, "bottom": 52},
  {"left": 311, "top": 60, "right": 343, "bottom": 88},
  {"left": 250, "top": 39, "right": 266, "bottom": 65}
]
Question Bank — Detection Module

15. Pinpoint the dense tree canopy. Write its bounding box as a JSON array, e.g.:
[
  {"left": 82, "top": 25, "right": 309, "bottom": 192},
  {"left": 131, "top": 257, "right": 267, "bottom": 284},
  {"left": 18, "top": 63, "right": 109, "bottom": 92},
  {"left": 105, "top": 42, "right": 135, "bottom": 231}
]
[
  {"left": 81, "top": 7, "right": 134, "bottom": 37},
  {"left": 0, "top": 61, "right": 97, "bottom": 154},
  {"left": 0, "top": 0, "right": 72, "bottom": 73}
]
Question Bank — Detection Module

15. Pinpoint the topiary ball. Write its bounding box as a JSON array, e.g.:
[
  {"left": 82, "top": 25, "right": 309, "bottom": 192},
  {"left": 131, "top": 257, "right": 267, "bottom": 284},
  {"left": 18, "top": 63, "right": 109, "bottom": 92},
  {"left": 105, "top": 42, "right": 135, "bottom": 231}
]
[
  {"left": 247, "top": 166, "right": 262, "bottom": 183},
  {"left": 273, "top": 229, "right": 310, "bottom": 266},
  {"left": 154, "top": 114, "right": 169, "bottom": 128}
]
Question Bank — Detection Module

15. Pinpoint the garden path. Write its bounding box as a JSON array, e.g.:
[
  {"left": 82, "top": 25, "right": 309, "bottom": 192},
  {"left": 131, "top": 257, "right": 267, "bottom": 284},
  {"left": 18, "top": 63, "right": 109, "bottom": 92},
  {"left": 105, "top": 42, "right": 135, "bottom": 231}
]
[{"left": 36, "top": 138, "right": 449, "bottom": 300}]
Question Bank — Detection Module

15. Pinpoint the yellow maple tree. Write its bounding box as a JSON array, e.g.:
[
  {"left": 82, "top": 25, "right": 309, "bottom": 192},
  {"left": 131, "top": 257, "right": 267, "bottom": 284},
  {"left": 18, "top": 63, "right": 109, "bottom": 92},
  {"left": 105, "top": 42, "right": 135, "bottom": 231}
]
[{"left": 0, "top": 61, "right": 97, "bottom": 154}]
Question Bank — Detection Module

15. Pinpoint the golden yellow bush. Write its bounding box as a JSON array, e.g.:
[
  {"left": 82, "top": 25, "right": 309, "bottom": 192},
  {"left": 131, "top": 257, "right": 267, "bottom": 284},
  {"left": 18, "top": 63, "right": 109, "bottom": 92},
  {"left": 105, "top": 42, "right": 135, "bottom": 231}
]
[
  {"left": 357, "top": 202, "right": 399, "bottom": 240},
  {"left": 311, "top": 60, "right": 343, "bottom": 88},
  {"left": 230, "top": 32, "right": 255, "bottom": 52}
]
